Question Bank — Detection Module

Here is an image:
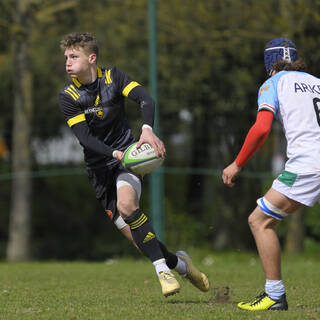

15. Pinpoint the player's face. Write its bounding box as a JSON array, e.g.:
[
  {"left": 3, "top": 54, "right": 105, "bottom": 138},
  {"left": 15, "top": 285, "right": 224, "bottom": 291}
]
[{"left": 64, "top": 47, "right": 94, "bottom": 79}]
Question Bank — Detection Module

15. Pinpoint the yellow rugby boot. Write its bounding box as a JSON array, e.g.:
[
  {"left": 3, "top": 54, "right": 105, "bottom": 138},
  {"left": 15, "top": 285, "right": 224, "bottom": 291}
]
[
  {"left": 238, "top": 292, "right": 288, "bottom": 311},
  {"left": 176, "top": 251, "right": 210, "bottom": 292},
  {"left": 158, "top": 271, "right": 180, "bottom": 297}
]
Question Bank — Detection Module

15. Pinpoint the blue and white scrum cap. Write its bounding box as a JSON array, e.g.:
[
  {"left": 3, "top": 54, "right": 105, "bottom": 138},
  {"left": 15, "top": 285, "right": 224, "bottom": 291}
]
[{"left": 264, "top": 38, "right": 298, "bottom": 76}]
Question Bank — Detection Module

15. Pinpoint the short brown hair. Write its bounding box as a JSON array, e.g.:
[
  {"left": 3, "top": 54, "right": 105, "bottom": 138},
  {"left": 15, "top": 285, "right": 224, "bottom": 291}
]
[
  {"left": 60, "top": 32, "right": 99, "bottom": 58},
  {"left": 271, "top": 59, "right": 307, "bottom": 73}
]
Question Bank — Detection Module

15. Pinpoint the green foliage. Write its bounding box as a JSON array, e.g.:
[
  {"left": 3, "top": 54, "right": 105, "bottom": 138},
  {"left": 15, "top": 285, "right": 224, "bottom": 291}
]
[
  {"left": 305, "top": 205, "right": 320, "bottom": 249},
  {"left": 31, "top": 166, "right": 139, "bottom": 260},
  {"left": 165, "top": 198, "right": 206, "bottom": 250}
]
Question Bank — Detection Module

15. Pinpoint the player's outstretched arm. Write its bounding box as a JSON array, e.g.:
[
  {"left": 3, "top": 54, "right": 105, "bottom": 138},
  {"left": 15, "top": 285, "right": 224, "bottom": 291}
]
[
  {"left": 127, "top": 85, "right": 165, "bottom": 157},
  {"left": 222, "top": 110, "right": 274, "bottom": 187}
]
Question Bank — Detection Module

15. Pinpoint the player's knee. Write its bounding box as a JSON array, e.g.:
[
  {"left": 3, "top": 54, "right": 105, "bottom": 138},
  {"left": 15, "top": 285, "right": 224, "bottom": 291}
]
[
  {"left": 248, "top": 208, "right": 266, "bottom": 232},
  {"left": 248, "top": 207, "right": 278, "bottom": 233},
  {"left": 248, "top": 212, "right": 258, "bottom": 231},
  {"left": 117, "top": 198, "right": 138, "bottom": 218}
]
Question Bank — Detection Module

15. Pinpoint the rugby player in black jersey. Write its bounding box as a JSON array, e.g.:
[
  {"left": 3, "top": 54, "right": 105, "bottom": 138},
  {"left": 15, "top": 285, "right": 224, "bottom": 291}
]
[{"left": 58, "top": 32, "right": 209, "bottom": 297}]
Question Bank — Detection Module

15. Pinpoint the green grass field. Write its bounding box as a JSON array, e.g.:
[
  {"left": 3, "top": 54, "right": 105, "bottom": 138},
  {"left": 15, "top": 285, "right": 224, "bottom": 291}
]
[{"left": 0, "top": 251, "right": 319, "bottom": 320}]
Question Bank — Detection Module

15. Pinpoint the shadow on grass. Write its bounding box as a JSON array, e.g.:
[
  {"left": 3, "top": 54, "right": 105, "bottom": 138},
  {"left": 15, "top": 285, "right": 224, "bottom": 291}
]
[
  {"left": 167, "top": 285, "right": 235, "bottom": 305},
  {"left": 167, "top": 299, "right": 211, "bottom": 304}
]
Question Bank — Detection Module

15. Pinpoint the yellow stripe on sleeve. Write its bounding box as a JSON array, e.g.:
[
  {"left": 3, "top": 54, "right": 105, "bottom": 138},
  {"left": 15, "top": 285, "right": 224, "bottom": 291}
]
[
  {"left": 65, "top": 84, "right": 80, "bottom": 101},
  {"left": 67, "top": 113, "right": 86, "bottom": 127},
  {"left": 69, "top": 85, "right": 80, "bottom": 98},
  {"left": 122, "top": 81, "right": 140, "bottom": 97},
  {"left": 65, "top": 88, "right": 78, "bottom": 100}
]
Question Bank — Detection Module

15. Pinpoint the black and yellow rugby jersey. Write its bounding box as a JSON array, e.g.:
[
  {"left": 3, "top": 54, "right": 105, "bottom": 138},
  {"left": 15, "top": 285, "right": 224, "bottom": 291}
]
[{"left": 59, "top": 66, "right": 154, "bottom": 169}]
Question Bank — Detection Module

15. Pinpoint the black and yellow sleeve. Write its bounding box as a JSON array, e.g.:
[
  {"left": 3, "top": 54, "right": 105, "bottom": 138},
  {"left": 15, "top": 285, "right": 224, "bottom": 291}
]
[
  {"left": 111, "top": 67, "right": 154, "bottom": 127},
  {"left": 59, "top": 89, "right": 86, "bottom": 128}
]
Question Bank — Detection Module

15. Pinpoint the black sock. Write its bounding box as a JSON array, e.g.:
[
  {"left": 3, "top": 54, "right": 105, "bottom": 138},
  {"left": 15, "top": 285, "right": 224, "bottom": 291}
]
[
  {"left": 124, "top": 209, "right": 164, "bottom": 263},
  {"left": 158, "top": 241, "right": 178, "bottom": 269}
]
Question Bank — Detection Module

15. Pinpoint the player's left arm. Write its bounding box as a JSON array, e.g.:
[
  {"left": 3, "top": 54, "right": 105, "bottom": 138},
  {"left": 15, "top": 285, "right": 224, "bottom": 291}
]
[
  {"left": 113, "top": 67, "right": 165, "bottom": 157},
  {"left": 222, "top": 110, "right": 274, "bottom": 187},
  {"left": 128, "top": 86, "right": 165, "bottom": 157}
]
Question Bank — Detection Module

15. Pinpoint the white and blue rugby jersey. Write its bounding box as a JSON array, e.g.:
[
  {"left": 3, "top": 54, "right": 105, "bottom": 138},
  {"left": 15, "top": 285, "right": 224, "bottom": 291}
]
[{"left": 257, "top": 71, "right": 320, "bottom": 173}]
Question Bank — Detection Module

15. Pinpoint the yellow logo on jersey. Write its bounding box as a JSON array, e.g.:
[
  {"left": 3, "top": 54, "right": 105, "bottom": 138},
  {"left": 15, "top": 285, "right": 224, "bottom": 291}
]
[
  {"left": 96, "top": 108, "right": 103, "bottom": 118},
  {"left": 94, "top": 96, "right": 101, "bottom": 106},
  {"left": 94, "top": 96, "right": 104, "bottom": 118},
  {"left": 143, "top": 232, "right": 155, "bottom": 243}
]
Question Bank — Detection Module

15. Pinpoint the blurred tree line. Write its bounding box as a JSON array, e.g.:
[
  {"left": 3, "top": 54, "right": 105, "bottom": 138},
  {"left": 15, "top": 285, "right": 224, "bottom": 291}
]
[{"left": 0, "top": 0, "right": 320, "bottom": 261}]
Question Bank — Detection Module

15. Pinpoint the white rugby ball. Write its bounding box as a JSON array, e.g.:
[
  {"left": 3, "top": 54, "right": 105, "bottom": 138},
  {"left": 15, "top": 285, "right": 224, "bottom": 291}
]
[{"left": 121, "top": 142, "right": 164, "bottom": 175}]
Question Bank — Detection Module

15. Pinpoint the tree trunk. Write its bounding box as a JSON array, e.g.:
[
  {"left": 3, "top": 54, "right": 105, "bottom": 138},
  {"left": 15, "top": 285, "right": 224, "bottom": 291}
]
[
  {"left": 7, "top": 0, "right": 33, "bottom": 261},
  {"left": 279, "top": 0, "right": 305, "bottom": 254},
  {"left": 284, "top": 209, "right": 305, "bottom": 254}
]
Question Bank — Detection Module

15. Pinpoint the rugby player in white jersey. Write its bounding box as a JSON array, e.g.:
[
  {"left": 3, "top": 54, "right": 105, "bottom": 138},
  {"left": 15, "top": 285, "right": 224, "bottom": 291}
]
[{"left": 222, "top": 38, "right": 320, "bottom": 311}]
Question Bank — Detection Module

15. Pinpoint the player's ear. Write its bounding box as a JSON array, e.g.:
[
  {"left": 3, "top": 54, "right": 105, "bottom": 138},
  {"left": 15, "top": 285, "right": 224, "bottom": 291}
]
[{"left": 88, "top": 53, "right": 97, "bottom": 64}]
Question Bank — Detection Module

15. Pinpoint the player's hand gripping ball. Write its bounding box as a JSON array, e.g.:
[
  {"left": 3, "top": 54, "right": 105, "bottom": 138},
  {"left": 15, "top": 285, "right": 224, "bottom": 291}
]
[{"left": 121, "top": 142, "right": 164, "bottom": 175}]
